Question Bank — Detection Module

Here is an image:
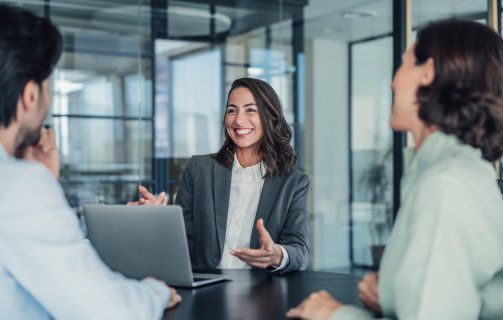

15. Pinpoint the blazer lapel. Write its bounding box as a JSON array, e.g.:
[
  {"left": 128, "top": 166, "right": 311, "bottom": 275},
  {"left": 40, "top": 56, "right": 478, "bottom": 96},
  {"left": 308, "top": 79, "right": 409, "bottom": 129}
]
[
  {"left": 213, "top": 161, "right": 232, "bottom": 255},
  {"left": 250, "top": 174, "right": 284, "bottom": 249}
]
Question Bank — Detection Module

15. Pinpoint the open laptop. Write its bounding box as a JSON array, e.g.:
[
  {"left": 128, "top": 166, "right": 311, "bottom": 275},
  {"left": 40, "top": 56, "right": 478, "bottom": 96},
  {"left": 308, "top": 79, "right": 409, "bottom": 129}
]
[{"left": 83, "top": 205, "right": 231, "bottom": 288}]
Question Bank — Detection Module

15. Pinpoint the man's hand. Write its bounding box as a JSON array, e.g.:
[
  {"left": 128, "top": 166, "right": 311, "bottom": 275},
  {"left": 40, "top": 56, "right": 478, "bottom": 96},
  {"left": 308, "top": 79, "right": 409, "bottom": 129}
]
[
  {"left": 358, "top": 272, "right": 382, "bottom": 315},
  {"left": 231, "top": 218, "right": 283, "bottom": 269},
  {"left": 127, "top": 185, "right": 168, "bottom": 206},
  {"left": 286, "top": 290, "right": 342, "bottom": 320},
  {"left": 166, "top": 286, "right": 182, "bottom": 309},
  {"left": 21, "top": 127, "right": 60, "bottom": 178},
  {"left": 147, "top": 277, "right": 182, "bottom": 309}
]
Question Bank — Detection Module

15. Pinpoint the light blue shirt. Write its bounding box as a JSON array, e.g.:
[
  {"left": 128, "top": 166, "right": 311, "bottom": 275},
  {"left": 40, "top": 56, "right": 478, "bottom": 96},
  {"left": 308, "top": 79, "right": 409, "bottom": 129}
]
[
  {"left": 332, "top": 132, "right": 503, "bottom": 319},
  {"left": 0, "top": 145, "right": 169, "bottom": 319}
]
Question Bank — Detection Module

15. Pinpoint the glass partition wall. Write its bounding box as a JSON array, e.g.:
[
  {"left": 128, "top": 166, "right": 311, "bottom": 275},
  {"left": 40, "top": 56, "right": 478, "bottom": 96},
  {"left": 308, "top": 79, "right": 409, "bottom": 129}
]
[
  {"left": 3, "top": 0, "right": 396, "bottom": 272},
  {"left": 2, "top": 0, "right": 155, "bottom": 207},
  {"left": 349, "top": 36, "right": 393, "bottom": 268},
  {"left": 153, "top": 3, "right": 298, "bottom": 198},
  {"left": 8, "top": 0, "right": 300, "bottom": 208},
  {"left": 301, "top": 0, "right": 394, "bottom": 270},
  {"left": 5, "top": 0, "right": 498, "bottom": 272}
]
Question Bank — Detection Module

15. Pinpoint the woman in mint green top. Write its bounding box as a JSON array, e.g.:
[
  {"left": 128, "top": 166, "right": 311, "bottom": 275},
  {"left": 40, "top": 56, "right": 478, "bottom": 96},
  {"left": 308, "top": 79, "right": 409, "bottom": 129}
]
[{"left": 288, "top": 19, "right": 503, "bottom": 320}]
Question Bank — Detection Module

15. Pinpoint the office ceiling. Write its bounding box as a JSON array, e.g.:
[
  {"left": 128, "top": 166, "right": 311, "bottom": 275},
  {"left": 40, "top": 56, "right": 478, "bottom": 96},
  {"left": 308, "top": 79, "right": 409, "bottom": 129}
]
[
  {"left": 0, "top": 0, "right": 489, "bottom": 42},
  {"left": 304, "top": 0, "right": 487, "bottom": 42},
  {"left": 0, "top": 0, "right": 490, "bottom": 84}
]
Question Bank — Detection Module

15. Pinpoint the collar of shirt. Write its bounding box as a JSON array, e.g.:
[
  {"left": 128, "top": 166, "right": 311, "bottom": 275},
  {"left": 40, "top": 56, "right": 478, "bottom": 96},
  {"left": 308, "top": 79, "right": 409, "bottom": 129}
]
[
  {"left": 401, "top": 131, "right": 484, "bottom": 198},
  {"left": 406, "top": 131, "right": 482, "bottom": 175},
  {"left": 232, "top": 153, "right": 266, "bottom": 181}
]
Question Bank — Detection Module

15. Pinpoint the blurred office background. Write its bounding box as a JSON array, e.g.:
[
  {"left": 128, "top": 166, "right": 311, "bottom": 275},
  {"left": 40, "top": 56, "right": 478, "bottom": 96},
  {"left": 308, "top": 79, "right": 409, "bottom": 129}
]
[{"left": 4, "top": 0, "right": 500, "bottom": 271}]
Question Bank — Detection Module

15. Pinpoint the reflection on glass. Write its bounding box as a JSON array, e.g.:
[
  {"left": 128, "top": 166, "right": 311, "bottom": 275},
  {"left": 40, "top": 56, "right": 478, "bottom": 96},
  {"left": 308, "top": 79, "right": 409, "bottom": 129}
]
[
  {"left": 155, "top": 4, "right": 296, "bottom": 198},
  {"left": 412, "top": 0, "right": 487, "bottom": 27},
  {"left": 54, "top": 118, "right": 153, "bottom": 205},
  {"left": 52, "top": 58, "right": 152, "bottom": 117},
  {"left": 38, "top": 0, "right": 154, "bottom": 206},
  {"left": 171, "top": 47, "right": 222, "bottom": 157}
]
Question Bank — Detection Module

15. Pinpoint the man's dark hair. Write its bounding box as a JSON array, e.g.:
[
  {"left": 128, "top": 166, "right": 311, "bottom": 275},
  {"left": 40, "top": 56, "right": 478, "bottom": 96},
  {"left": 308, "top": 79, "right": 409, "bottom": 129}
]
[
  {"left": 215, "top": 78, "right": 297, "bottom": 177},
  {"left": 415, "top": 19, "right": 503, "bottom": 161},
  {"left": 0, "top": 4, "right": 63, "bottom": 127}
]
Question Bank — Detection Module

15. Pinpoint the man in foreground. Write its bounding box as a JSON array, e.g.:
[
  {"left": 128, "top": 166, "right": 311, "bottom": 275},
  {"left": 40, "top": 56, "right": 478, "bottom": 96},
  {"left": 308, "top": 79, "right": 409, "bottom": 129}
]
[{"left": 0, "top": 4, "right": 180, "bottom": 319}]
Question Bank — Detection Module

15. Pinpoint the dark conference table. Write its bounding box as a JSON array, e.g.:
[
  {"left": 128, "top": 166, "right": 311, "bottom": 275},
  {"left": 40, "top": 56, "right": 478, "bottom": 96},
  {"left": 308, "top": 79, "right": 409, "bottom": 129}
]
[{"left": 163, "top": 269, "right": 363, "bottom": 320}]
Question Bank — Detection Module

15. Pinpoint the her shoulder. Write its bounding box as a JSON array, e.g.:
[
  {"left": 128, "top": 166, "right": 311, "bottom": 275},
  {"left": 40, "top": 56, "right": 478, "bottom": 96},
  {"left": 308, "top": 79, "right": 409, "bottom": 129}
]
[
  {"left": 186, "top": 154, "right": 218, "bottom": 168},
  {"left": 284, "top": 168, "right": 310, "bottom": 186}
]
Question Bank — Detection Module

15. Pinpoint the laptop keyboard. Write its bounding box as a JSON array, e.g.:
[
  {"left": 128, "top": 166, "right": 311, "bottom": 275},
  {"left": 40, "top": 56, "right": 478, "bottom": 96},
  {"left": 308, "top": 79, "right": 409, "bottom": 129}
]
[{"left": 193, "top": 277, "right": 208, "bottom": 282}]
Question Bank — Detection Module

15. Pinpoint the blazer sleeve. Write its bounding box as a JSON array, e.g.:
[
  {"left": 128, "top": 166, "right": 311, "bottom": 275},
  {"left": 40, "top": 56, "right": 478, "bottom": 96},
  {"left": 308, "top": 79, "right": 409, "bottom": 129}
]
[
  {"left": 175, "top": 156, "right": 196, "bottom": 256},
  {"left": 276, "top": 174, "right": 310, "bottom": 273}
]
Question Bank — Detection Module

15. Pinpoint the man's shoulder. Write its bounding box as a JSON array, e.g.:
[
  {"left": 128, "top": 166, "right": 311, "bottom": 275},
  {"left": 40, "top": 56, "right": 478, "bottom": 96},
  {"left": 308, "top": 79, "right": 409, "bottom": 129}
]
[
  {"left": 0, "top": 158, "right": 53, "bottom": 184},
  {"left": 0, "top": 159, "right": 61, "bottom": 208}
]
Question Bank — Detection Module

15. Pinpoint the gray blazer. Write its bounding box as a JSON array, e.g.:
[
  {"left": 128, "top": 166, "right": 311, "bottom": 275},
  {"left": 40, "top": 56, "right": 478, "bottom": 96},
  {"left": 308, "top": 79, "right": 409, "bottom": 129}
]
[{"left": 175, "top": 154, "right": 310, "bottom": 273}]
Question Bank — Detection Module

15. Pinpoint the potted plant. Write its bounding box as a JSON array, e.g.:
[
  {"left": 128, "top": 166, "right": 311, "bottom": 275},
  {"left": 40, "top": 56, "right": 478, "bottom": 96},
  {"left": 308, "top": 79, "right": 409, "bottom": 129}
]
[{"left": 360, "top": 149, "right": 393, "bottom": 268}]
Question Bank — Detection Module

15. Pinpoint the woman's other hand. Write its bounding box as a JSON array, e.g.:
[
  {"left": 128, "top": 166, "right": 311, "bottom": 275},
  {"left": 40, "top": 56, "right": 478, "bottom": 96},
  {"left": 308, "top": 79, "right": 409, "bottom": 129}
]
[
  {"left": 127, "top": 185, "right": 168, "bottom": 206},
  {"left": 358, "top": 272, "right": 382, "bottom": 315}
]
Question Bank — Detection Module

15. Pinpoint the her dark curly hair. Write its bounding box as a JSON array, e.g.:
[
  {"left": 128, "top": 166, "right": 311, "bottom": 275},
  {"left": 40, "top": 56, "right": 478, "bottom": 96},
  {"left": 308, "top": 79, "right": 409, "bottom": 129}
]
[
  {"left": 414, "top": 19, "right": 503, "bottom": 161},
  {"left": 215, "top": 78, "right": 297, "bottom": 177}
]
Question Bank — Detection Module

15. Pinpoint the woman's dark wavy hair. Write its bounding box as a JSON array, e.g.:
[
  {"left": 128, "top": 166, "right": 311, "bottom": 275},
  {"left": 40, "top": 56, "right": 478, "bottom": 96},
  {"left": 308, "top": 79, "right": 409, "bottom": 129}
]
[
  {"left": 0, "top": 4, "right": 63, "bottom": 128},
  {"left": 215, "top": 78, "right": 297, "bottom": 177},
  {"left": 414, "top": 19, "right": 503, "bottom": 161}
]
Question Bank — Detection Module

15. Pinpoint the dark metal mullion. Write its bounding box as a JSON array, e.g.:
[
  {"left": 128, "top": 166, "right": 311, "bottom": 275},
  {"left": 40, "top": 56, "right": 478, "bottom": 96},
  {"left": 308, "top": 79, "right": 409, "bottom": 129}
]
[
  {"left": 497, "top": 0, "right": 502, "bottom": 32},
  {"left": 392, "top": 0, "right": 408, "bottom": 221},
  {"left": 44, "top": 0, "right": 50, "bottom": 18},
  {"left": 292, "top": 11, "right": 305, "bottom": 172},
  {"left": 348, "top": 43, "right": 355, "bottom": 267},
  {"left": 61, "top": 46, "right": 153, "bottom": 59},
  {"left": 265, "top": 26, "right": 272, "bottom": 84},
  {"left": 151, "top": 0, "right": 168, "bottom": 195},
  {"left": 178, "top": 0, "right": 306, "bottom": 14},
  {"left": 220, "top": 44, "right": 227, "bottom": 139},
  {"left": 498, "top": 0, "right": 503, "bottom": 191},
  {"left": 491, "top": 0, "right": 503, "bottom": 191},
  {"left": 350, "top": 33, "right": 393, "bottom": 46},
  {"left": 52, "top": 114, "right": 153, "bottom": 121},
  {"left": 210, "top": 3, "right": 216, "bottom": 44},
  {"left": 60, "top": 179, "right": 157, "bottom": 185}
]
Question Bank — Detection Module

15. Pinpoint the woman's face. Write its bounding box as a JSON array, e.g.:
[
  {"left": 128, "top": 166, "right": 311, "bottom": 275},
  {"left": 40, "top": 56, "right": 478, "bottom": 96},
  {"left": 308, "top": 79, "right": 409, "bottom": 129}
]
[
  {"left": 390, "top": 46, "right": 433, "bottom": 131},
  {"left": 225, "top": 87, "right": 264, "bottom": 153}
]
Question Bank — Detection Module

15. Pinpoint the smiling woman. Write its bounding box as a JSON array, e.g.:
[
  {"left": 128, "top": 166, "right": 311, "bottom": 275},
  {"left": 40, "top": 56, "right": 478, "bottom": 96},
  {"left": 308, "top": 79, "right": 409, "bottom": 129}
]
[
  {"left": 224, "top": 87, "right": 264, "bottom": 164},
  {"left": 174, "top": 77, "right": 310, "bottom": 273},
  {"left": 217, "top": 78, "right": 298, "bottom": 178}
]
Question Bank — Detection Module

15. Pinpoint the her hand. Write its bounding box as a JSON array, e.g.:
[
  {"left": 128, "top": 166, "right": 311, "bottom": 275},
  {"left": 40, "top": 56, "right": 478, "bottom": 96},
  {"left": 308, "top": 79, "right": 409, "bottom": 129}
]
[
  {"left": 127, "top": 185, "right": 168, "bottom": 206},
  {"left": 231, "top": 218, "right": 283, "bottom": 268},
  {"left": 358, "top": 272, "right": 382, "bottom": 315},
  {"left": 286, "top": 290, "right": 342, "bottom": 320}
]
